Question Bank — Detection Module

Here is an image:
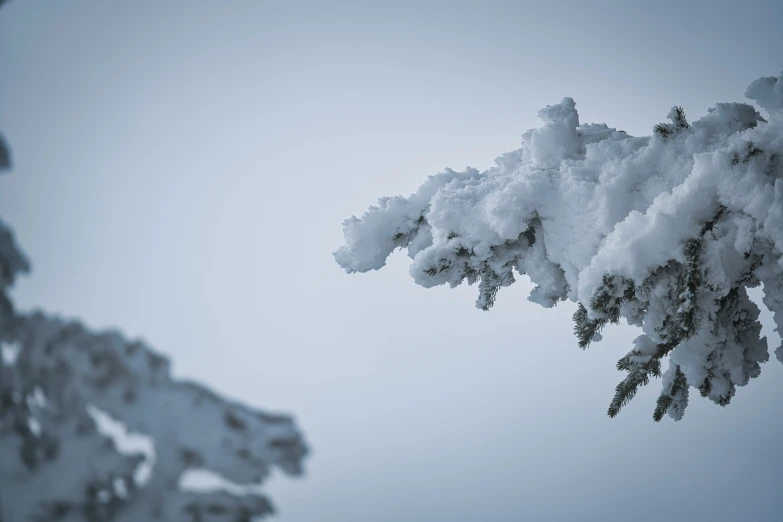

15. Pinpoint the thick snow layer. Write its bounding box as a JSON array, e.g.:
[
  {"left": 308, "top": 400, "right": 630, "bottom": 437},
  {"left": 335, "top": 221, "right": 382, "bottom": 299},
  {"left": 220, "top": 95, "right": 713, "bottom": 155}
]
[{"left": 336, "top": 72, "right": 783, "bottom": 420}]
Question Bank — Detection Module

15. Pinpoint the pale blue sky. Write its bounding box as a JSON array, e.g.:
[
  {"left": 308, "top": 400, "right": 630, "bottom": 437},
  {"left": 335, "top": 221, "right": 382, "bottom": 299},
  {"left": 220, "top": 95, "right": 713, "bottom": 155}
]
[{"left": 1, "top": 1, "right": 782, "bottom": 521}]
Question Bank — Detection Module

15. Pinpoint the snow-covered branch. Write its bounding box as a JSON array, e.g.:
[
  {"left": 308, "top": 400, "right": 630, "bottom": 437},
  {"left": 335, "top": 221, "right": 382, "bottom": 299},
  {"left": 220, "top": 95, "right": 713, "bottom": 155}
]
[{"left": 335, "top": 71, "right": 783, "bottom": 421}]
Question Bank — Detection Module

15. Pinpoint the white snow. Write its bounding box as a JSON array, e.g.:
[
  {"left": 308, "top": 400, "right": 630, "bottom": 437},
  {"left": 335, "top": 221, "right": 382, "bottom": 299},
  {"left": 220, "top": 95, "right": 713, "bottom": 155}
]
[
  {"left": 88, "top": 405, "right": 156, "bottom": 487},
  {"left": 1, "top": 341, "right": 20, "bottom": 365}
]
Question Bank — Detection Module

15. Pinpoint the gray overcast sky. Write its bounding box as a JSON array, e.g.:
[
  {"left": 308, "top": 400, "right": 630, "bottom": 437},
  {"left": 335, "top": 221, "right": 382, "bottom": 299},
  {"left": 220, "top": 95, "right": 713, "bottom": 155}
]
[{"left": 1, "top": 1, "right": 782, "bottom": 521}]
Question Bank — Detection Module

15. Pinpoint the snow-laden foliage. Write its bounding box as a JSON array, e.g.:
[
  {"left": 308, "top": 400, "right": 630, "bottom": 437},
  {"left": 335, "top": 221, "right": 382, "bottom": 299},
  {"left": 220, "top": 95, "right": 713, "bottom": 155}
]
[
  {"left": 0, "top": 132, "right": 307, "bottom": 521},
  {"left": 0, "top": 313, "right": 308, "bottom": 521},
  {"left": 335, "top": 71, "right": 783, "bottom": 421}
]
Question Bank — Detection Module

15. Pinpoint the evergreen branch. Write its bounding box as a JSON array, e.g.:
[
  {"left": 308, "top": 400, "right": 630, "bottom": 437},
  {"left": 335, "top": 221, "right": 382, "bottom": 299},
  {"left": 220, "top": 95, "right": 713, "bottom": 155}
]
[
  {"left": 671, "top": 106, "right": 689, "bottom": 129},
  {"left": 477, "top": 274, "right": 500, "bottom": 311},
  {"left": 653, "top": 365, "right": 687, "bottom": 421},
  {"left": 608, "top": 342, "right": 676, "bottom": 418},
  {"left": 699, "top": 206, "right": 726, "bottom": 236},
  {"left": 574, "top": 275, "right": 635, "bottom": 349},
  {"left": 731, "top": 141, "right": 764, "bottom": 165},
  {"left": 675, "top": 238, "right": 702, "bottom": 337},
  {"left": 716, "top": 383, "right": 736, "bottom": 406},
  {"left": 652, "top": 394, "right": 673, "bottom": 422},
  {"left": 573, "top": 303, "right": 604, "bottom": 349},
  {"left": 698, "top": 375, "right": 712, "bottom": 397},
  {"left": 608, "top": 370, "right": 650, "bottom": 418},
  {"left": 654, "top": 123, "right": 673, "bottom": 138}
]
